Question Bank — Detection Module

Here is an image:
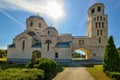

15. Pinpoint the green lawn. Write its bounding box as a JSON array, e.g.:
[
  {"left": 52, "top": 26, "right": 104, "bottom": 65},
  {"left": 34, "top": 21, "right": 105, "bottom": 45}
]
[
  {"left": 0, "top": 57, "right": 7, "bottom": 61},
  {"left": 86, "top": 65, "right": 112, "bottom": 80}
]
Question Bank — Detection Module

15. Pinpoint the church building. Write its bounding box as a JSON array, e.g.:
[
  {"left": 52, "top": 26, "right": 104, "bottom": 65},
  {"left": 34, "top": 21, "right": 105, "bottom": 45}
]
[{"left": 8, "top": 3, "right": 108, "bottom": 63}]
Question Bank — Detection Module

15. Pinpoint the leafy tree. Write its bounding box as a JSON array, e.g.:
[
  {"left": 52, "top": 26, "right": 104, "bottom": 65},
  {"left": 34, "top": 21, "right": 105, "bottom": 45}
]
[
  {"left": 72, "top": 53, "right": 80, "bottom": 58},
  {"left": 103, "top": 36, "right": 120, "bottom": 72},
  {"left": 117, "top": 47, "right": 120, "bottom": 57},
  {"left": 0, "top": 50, "right": 7, "bottom": 57},
  {"left": 72, "top": 52, "right": 86, "bottom": 58}
]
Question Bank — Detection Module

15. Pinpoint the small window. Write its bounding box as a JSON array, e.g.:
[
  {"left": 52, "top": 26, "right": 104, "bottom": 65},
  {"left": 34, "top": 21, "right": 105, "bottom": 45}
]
[
  {"left": 96, "top": 23, "right": 97, "bottom": 28},
  {"left": 100, "top": 16, "right": 102, "bottom": 21},
  {"left": 48, "top": 31, "right": 50, "bottom": 34},
  {"left": 30, "top": 22, "right": 33, "bottom": 26},
  {"left": 22, "top": 40, "right": 25, "bottom": 50},
  {"left": 91, "top": 8, "right": 95, "bottom": 13},
  {"left": 97, "top": 16, "right": 99, "bottom": 21},
  {"left": 97, "top": 30, "right": 99, "bottom": 36},
  {"left": 99, "top": 38, "right": 101, "bottom": 43},
  {"left": 55, "top": 52, "right": 58, "bottom": 58},
  {"left": 83, "top": 40, "right": 84, "bottom": 44},
  {"left": 93, "top": 53, "right": 96, "bottom": 57},
  {"left": 101, "top": 30, "right": 102, "bottom": 35},
  {"left": 79, "top": 40, "right": 84, "bottom": 45},
  {"left": 102, "top": 23, "right": 104, "bottom": 28},
  {"left": 39, "top": 23, "right": 41, "bottom": 28},
  {"left": 98, "top": 6, "right": 101, "bottom": 12},
  {"left": 94, "top": 17, "right": 96, "bottom": 21},
  {"left": 103, "top": 17, "right": 105, "bottom": 21},
  {"left": 99, "top": 22, "right": 101, "bottom": 28}
]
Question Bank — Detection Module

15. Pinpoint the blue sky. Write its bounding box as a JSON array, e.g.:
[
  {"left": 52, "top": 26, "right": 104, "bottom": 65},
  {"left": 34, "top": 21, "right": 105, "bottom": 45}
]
[{"left": 0, "top": 0, "right": 120, "bottom": 50}]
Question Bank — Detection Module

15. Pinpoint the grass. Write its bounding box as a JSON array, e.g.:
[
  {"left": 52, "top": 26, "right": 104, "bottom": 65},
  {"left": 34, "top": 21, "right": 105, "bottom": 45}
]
[
  {"left": 0, "top": 57, "right": 7, "bottom": 61},
  {"left": 86, "top": 65, "right": 112, "bottom": 80},
  {"left": 0, "top": 68, "right": 44, "bottom": 80}
]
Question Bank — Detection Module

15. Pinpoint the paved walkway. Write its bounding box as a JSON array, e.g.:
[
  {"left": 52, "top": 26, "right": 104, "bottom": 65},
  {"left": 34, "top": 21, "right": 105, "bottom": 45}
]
[{"left": 52, "top": 67, "right": 95, "bottom": 80}]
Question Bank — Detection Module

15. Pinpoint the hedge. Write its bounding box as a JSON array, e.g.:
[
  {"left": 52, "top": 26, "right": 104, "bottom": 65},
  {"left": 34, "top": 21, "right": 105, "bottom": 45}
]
[
  {"left": 105, "top": 71, "right": 120, "bottom": 80},
  {"left": 0, "top": 68, "right": 44, "bottom": 80},
  {"left": 26, "top": 58, "right": 57, "bottom": 80}
]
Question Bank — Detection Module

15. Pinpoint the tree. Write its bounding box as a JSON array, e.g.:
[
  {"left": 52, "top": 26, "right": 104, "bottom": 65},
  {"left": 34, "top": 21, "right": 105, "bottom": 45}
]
[
  {"left": 103, "top": 36, "right": 120, "bottom": 72},
  {"left": 117, "top": 47, "right": 120, "bottom": 57}
]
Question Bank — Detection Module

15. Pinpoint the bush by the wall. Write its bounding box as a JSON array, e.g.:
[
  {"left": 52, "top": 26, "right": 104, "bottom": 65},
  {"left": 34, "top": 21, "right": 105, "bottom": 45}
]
[
  {"left": 26, "top": 61, "right": 34, "bottom": 68},
  {"left": 26, "top": 58, "right": 57, "bottom": 80},
  {"left": 0, "top": 68, "right": 44, "bottom": 80},
  {"left": 105, "top": 71, "right": 120, "bottom": 80}
]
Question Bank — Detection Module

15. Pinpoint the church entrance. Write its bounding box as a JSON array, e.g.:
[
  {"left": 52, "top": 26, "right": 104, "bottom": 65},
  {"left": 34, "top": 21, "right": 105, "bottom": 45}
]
[
  {"left": 32, "top": 50, "right": 41, "bottom": 62},
  {"left": 72, "top": 48, "right": 91, "bottom": 60}
]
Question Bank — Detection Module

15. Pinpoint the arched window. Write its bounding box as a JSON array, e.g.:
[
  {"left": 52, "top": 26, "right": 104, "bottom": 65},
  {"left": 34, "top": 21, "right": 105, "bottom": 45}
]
[
  {"left": 30, "top": 22, "right": 33, "bottom": 26},
  {"left": 55, "top": 52, "right": 58, "bottom": 58},
  {"left": 22, "top": 40, "right": 25, "bottom": 50}
]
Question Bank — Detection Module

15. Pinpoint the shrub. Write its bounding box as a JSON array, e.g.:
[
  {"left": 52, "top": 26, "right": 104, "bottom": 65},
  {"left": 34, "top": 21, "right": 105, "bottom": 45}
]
[
  {"left": 105, "top": 71, "right": 120, "bottom": 80},
  {"left": 26, "top": 61, "right": 34, "bottom": 68},
  {"left": 26, "top": 58, "right": 57, "bottom": 79},
  {"left": 0, "top": 68, "right": 44, "bottom": 80}
]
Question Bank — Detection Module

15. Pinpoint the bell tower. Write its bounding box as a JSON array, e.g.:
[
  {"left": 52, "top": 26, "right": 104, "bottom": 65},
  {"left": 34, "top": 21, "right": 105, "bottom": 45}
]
[{"left": 87, "top": 3, "right": 108, "bottom": 45}]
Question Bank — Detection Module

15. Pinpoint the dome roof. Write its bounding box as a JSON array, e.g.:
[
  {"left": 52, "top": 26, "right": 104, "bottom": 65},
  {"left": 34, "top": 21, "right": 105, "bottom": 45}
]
[
  {"left": 45, "top": 27, "right": 58, "bottom": 32},
  {"left": 29, "top": 15, "right": 44, "bottom": 20}
]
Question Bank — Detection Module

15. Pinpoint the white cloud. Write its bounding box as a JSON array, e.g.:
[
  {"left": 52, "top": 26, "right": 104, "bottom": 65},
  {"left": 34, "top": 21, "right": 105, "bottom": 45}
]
[{"left": 0, "top": 0, "right": 66, "bottom": 21}]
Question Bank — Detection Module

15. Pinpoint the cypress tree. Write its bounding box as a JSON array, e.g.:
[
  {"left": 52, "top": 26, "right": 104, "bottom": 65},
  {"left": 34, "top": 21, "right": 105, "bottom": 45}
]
[{"left": 103, "top": 36, "right": 119, "bottom": 72}]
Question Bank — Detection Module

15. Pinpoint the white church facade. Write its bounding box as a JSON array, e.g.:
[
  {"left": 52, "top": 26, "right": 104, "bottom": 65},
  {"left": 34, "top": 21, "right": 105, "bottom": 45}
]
[{"left": 8, "top": 3, "right": 108, "bottom": 63}]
